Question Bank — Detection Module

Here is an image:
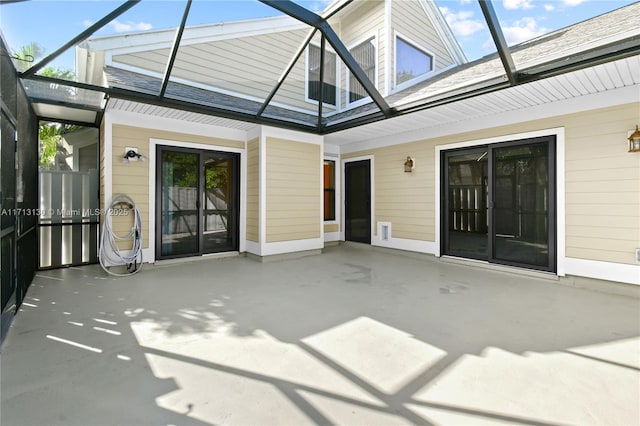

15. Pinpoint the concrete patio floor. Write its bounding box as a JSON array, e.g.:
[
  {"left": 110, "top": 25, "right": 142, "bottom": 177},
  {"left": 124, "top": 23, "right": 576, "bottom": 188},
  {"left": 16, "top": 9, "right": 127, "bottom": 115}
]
[{"left": 1, "top": 244, "right": 639, "bottom": 426}]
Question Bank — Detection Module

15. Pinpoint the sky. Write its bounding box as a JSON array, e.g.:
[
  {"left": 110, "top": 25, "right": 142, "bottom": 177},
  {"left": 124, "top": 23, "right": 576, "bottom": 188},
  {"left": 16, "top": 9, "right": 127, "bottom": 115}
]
[{"left": 0, "top": 0, "right": 636, "bottom": 73}]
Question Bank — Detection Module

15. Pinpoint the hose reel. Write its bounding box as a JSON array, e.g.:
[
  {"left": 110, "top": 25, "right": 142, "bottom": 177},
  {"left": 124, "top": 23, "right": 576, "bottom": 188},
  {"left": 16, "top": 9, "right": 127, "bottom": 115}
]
[{"left": 99, "top": 194, "right": 143, "bottom": 276}]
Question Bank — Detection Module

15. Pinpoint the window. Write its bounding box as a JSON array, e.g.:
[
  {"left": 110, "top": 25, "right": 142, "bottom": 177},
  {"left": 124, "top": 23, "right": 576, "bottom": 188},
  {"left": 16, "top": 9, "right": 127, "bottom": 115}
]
[
  {"left": 323, "top": 160, "right": 336, "bottom": 221},
  {"left": 308, "top": 44, "right": 337, "bottom": 106},
  {"left": 348, "top": 37, "right": 376, "bottom": 104},
  {"left": 395, "top": 36, "right": 433, "bottom": 86}
]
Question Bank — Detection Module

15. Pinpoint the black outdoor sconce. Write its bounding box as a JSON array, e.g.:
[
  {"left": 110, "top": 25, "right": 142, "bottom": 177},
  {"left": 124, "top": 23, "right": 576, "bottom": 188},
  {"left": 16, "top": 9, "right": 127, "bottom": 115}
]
[{"left": 122, "top": 148, "right": 146, "bottom": 163}]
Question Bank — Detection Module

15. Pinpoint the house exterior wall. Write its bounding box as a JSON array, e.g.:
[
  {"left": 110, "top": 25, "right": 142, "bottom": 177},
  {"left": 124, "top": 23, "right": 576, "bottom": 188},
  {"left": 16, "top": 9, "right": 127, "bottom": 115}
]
[
  {"left": 343, "top": 102, "right": 640, "bottom": 271},
  {"left": 104, "top": 1, "right": 460, "bottom": 116},
  {"left": 112, "top": 29, "right": 314, "bottom": 113},
  {"left": 100, "top": 99, "right": 637, "bottom": 286},
  {"left": 339, "top": 0, "right": 386, "bottom": 103},
  {"left": 265, "top": 137, "right": 321, "bottom": 243},
  {"left": 325, "top": 224, "right": 340, "bottom": 233},
  {"left": 109, "top": 124, "right": 244, "bottom": 250},
  {"left": 246, "top": 138, "right": 260, "bottom": 242},
  {"left": 391, "top": 0, "right": 456, "bottom": 76}
]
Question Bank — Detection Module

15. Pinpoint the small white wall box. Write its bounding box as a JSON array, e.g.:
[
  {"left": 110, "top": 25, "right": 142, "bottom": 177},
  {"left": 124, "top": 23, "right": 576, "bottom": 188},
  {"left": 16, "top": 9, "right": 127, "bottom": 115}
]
[{"left": 378, "top": 222, "right": 391, "bottom": 241}]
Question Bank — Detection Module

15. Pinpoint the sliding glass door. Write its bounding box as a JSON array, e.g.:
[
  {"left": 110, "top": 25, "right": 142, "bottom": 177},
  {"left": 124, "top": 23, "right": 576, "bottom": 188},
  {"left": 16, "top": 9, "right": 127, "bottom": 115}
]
[
  {"left": 444, "top": 148, "right": 489, "bottom": 260},
  {"left": 156, "top": 146, "right": 239, "bottom": 260},
  {"left": 202, "top": 152, "right": 238, "bottom": 253},
  {"left": 443, "top": 137, "right": 556, "bottom": 272},
  {"left": 492, "top": 141, "right": 554, "bottom": 268}
]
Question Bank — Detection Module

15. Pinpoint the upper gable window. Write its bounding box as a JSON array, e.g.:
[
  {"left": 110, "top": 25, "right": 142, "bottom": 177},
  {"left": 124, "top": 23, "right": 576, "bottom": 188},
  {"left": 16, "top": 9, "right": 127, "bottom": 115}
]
[
  {"left": 307, "top": 44, "right": 337, "bottom": 106},
  {"left": 395, "top": 35, "right": 433, "bottom": 87},
  {"left": 348, "top": 37, "right": 376, "bottom": 104}
]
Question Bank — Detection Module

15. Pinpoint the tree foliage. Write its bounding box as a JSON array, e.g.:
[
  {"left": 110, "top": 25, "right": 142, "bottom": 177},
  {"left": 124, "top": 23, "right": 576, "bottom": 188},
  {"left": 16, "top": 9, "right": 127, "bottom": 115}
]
[{"left": 14, "top": 43, "right": 79, "bottom": 169}]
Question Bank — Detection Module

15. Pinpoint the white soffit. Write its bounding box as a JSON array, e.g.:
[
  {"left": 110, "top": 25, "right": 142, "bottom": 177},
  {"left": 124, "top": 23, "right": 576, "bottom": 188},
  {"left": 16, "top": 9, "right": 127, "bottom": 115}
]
[
  {"left": 326, "top": 55, "right": 640, "bottom": 148},
  {"left": 106, "top": 98, "right": 257, "bottom": 131},
  {"left": 33, "top": 104, "right": 97, "bottom": 124}
]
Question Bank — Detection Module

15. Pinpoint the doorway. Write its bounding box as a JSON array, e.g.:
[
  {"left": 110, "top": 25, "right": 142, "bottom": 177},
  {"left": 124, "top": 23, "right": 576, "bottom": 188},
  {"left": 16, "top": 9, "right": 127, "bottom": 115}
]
[
  {"left": 345, "top": 159, "right": 371, "bottom": 244},
  {"left": 156, "top": 146, "right": 239, "bottom": 259},
  {"left": 442, "top": 136, "right": 556, "bottom": 272}
]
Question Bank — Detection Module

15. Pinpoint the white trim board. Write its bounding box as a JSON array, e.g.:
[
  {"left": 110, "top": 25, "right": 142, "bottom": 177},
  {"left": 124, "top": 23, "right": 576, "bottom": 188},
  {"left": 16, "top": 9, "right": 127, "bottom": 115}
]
[
  {"left": 564, "top": 258, "right": 640, "bottom": 286},
  {"left": 373, "top": 235, "right": 438, "bottom": 254},
  {"left": 261, "top": 238, "right": 324, "bottom": 257},
  {"left": 324, "top": 232, "right": 341, "bottom": 242},
  {"left": 89, "top": 16, "right": 305, "bottom": 53},
  {"left": 262, "top": 125, "right": 324, "bottom": 145}
]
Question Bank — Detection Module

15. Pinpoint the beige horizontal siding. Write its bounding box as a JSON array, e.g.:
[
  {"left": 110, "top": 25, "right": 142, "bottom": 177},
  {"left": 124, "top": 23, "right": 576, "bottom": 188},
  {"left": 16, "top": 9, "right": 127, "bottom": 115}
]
[
  {"left": 344, "top": 102, "right": 640, "bottom": 265},
  {"left": 113, "top": 29, "right": 320, "bottom": 113},
  {"left": 345, "top": 140, "right": 435, "bottom": 241},
  {"left": 325, "top": 223, "right": 339, "bottom": 233},
  {"left": 246, "top": 138, "right": 260, "bottom": 242},
  {"left": 110, "top": 124, "right": 244, "bottom": 250},
  {"left": 265, "top": 137, "right": 321, "bottom": 242}
]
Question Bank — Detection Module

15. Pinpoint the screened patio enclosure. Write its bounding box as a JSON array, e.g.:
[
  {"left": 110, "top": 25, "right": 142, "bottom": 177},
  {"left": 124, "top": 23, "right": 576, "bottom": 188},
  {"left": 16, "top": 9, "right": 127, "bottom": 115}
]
[{"left": 1, "top": 0, "right": 639, "bottom": 134}]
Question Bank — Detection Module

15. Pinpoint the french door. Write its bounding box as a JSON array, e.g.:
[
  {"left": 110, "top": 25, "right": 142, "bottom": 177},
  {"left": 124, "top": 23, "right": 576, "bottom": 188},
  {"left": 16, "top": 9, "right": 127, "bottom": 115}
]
[
  {"left": 156, "top": 146, "right": 239, "bottom": 259},
  {"left": 442, "top": 136, "right": 556, "bottom": 272}
]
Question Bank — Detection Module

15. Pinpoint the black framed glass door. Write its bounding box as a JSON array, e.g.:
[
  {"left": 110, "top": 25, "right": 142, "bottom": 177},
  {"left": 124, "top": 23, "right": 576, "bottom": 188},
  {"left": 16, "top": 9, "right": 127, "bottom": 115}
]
[
  {"left": 202, "top": 152, "right": 238, "bottom": 253},
  {"left": 345, "top": 160, "right": 371, "bottom": 244},
  {"left": 491, "top": 140, "right": 555, "bottom": 270},
  {"left": 443, "top": 148, "right": 489, "bottom": 260},
  {"left": 443, "top": 136, "right": 556, "bottom": 272},
  {"left": 156, "top": 146, "right": 239, "bottom": 259}
]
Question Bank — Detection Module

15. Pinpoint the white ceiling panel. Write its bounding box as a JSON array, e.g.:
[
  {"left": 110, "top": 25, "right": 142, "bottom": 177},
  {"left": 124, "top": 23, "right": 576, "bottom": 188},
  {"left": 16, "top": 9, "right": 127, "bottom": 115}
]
[{"left": 33, "top": 104, "right": 97, "bottom": 124}]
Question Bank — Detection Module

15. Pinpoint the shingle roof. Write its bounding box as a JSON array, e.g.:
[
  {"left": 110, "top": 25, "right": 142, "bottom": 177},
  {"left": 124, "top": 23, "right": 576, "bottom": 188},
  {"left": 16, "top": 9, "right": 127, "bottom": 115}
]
[{"left": 105, "top": 66, "right": 317, "bottom": 127}]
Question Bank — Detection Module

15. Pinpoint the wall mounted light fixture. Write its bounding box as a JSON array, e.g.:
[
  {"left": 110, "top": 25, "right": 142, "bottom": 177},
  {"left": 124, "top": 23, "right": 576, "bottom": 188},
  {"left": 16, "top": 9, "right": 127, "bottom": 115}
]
[
  {"left": 404, "top": 156, "right": 415, "bottom": 172},
  {"left": 122, "top": 147, "right": 146, "bottom": 163},
  {"left": 628, "top": 125, "right": 640, "bottom": 153}
]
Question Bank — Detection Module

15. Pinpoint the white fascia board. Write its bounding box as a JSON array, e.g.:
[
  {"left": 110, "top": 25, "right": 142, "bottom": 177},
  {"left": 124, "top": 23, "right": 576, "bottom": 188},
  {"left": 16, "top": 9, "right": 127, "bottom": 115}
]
[
  {"left": 419, "top": 0, "right": 467, "bottom": 64},
  {"left": 262, "top": 125, "right": 323, "bottom": 145},
  {"left": 321, "top": 0, "right": 351, "bottom": 18},
  {"left": 88, "top": 16, "right": 305, "bottom": 54}
]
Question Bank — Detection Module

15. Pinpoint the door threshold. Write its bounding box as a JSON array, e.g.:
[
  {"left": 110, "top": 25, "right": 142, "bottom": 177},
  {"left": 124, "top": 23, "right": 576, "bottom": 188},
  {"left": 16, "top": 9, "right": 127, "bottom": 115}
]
[
  {"left": 441, "top": 255, "right": 558, "bottom": 281},
  {"left": 153, "top": 251, "right": 240, "bottom": 266}
]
